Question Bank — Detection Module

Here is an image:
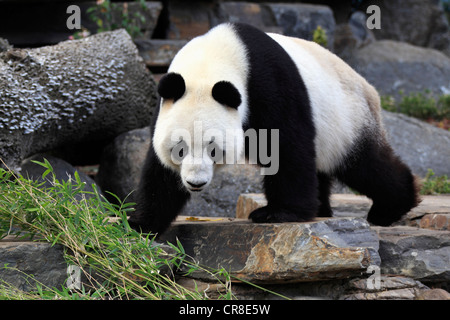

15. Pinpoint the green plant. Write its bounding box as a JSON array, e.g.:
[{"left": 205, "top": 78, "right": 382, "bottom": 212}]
[
  {"left": 0, "top": 159, "right": 232, "bottom": 299},
  {"left": 0, "top": 159, "right": 287, "bottom": 300},
  {"left": 398, "top": 90, "right": 438, "bottom": 120},
  {"left": 87, "top": 0, "right": 147, "bottom": 39},
  {"left": 380, "top": 95, "right": 397, "bottom": 112},
  {"left": 312, "top": 25, "right": 328, "bottom": 48},
  {"left": 420, "top": 169, "right": 450, "bottom": 195},
  {"left": 380, "top": 91, "right": 450, "bottom": 121}
]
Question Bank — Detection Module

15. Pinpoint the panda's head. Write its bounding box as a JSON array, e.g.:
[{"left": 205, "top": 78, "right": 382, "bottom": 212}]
[{"left": 153, "top": 72, "right": 246, "bottom": 193}]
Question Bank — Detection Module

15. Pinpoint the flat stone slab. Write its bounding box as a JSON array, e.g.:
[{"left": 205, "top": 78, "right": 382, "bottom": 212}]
[
  {"left": 160, "top": 217, "right": 379, "bottom": 284},
  {"left": 236, "top": 193, "right": 373, "bottom": 219},
  {"left": 374, "top": 226, "right": 450, "bottom": 285},
  {"left": 237, "top": 193, "right": 450, "bottom": 229}
]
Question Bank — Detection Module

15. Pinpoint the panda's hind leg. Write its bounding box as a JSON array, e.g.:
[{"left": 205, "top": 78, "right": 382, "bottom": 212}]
[
  {"left": 335, "top": 139, "right": 420, "bottom": 226},
  {"left": 317, "top": 172, "right": 333, "bottom": 217}
]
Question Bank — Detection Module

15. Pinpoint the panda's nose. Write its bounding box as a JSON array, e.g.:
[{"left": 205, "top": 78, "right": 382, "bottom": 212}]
[{"left": 186, "top": 181, "right": 207, "bottom": 188}]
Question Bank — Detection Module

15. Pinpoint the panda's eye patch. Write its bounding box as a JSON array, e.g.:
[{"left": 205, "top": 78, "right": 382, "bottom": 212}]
[
  {"left": 158, "top": 72, "right": 186, "bottom": 101},
  {"left": 170, "top": 140, "right": 188, "bottom": 163},
  {"left": 207, "top": 140, "right": 224, "bottom": 163},
  {"left": 212, "top": 81, "right": 241, "bottom": 109}
]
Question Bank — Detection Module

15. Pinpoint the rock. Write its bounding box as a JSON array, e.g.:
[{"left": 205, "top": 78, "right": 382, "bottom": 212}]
[
  {"left": 419, "top": 214, "right": 450, "bottom": 231},
  {"left": 347, "top": 40, "right": 450, "bottom": 100},
  {"left": 164, "top": 2, "right": 335, "bottom": 51},
  {"left": 0, "top": 236, "right": 176, "bottom": 293},
  {"left": 213, "top": 2, "right": 282, "bottom": 33},
  {"left": 0, "top": 239, "right": 67, "bottom": 291},
  {"left": 236, "top": 193, "right": 267, "bottom": 219},
  {"left": 97, "top": 127, "right": 151, "bottom": 204},
  {"left": 334, "top": 11, "right": 376, "bottom": 61},
  {"left": 370, "top": 0, "right": 450, "bottom": 56},
  {"left": 382, "top": 110, "right": 450, "bottom": 177},
  {"left": 236, "top": 193, "right": 374, "bottom": 221},
  {"left": 0, "top": 29, "right": 157, "bottom": 170},
  {"left": 265, "top": 3, "right": 336, "bottom": 51},
  {"left": 343, "top": 276, "right": 429, "bottom": 300},
  {"left": 159, "top": 217, "right": 379, "bottom": 283},
  {"left": 135, "top": 39, "right": 188, "bottom": 68},
  {"left": 374, "top": 226, "right": 450, "bottom": 288},
  {"left": 405, "top": 195, "right": 450, "bottom": 229},
  {"left": 0, "top": 37, "right": 10, "bottom": 52},
  {"left": 416, "top": 288, "right": 450, "bottom": 300},
  {"left": 20, "top": 154, "right": 102, "bottom": 199},
  {"left": 166, "top": 0, "right": 214, "bottom": 40}
]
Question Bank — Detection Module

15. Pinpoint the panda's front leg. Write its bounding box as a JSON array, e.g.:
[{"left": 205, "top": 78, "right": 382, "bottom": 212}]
[
  {"left": 249, "top": 142, "right": 319, "bottom": 223},
  {"left": 128, "top": 145, "right": 191, "bottom": 236}
]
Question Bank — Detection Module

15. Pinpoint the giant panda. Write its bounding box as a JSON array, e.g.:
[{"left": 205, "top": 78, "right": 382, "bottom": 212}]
[{"left": 128, "top": 22, "right": 420, "bottom": 235}]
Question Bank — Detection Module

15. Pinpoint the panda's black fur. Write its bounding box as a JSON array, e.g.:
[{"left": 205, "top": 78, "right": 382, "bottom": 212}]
[{"left": 128, "top": 23, "right": 420, "bottom": 235}]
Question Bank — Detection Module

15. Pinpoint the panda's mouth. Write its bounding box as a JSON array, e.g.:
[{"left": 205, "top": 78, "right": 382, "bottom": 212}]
[{"left": 185, "top": 180, "right": 208, "bottom": 192}]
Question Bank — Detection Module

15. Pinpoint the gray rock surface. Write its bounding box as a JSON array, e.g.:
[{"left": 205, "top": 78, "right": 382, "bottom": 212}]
[
  {"left": 370, "top": 0, "right": 450, "bottom": 56},
  {"left": 97, "top": 127, "right": 151, "bottom": 203},
  {"left": 347, "top": 40, "right": 450, "bottom": 99},
  {"left": 342, "top": 276, "right": 429, "bottom": 300},
  {"left": 159, "top": 217, "right": 379, "bottom": 283},
  {"left": 0, "top": 240, "right": 67, "bottom": 291},
  {"left": 382, "top": 110, "right": 450, "bottom": 177},
  {"left": 374, "top": 226, "right": 450, "bottom": 287},
  {"left": 266, "top": 3, "right": 336, "bottom": 51},
  {"left": 0, "top": 29, "right": 157, "bottom": 170}
]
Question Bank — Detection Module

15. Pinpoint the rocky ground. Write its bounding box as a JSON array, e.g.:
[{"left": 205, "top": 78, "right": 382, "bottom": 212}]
[{"left": 1, "top": 193, "right": 449, "bottom": 299}]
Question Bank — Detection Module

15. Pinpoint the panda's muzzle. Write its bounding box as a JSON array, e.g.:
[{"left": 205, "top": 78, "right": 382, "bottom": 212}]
[{"left": 186, "top": 180, "right": 207, "bottom": 192}]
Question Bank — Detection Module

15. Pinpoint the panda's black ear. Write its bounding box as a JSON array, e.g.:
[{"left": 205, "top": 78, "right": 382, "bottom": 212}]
[
  {"left": 212, "top": 81, "right": 241, "bottom": 109},
  {"left": 158, "top": 72, "right": 186, "bottom": 101}
]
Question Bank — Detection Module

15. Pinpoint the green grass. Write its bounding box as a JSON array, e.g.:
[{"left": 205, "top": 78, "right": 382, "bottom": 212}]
[
  {"left": 381, "top": 90, "right": 450, "bottom": 121},
  {"left": 420, "top": 169, "right": 450, "bottom": 195},
  {"left": 0, "top": 159, "right": 235, "bottom": 300}
]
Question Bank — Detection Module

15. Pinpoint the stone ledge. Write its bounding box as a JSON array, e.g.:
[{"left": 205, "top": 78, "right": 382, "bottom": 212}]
[
  {"left": 160, "top": 217, "right": 379, "bottom": 284},
  {"left": 236, "top": 193, "right": 450, "bottom": 231}
]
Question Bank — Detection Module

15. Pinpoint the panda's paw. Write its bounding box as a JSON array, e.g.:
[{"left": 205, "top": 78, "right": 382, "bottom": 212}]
[{"left": 249, "top": 206, "right": 312, "bottom": 223}]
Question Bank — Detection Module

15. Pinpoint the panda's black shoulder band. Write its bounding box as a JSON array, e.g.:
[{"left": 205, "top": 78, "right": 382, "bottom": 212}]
[
  {"left": 158, "top": 72, "right": 186, "bottom": 101},
  {"left": 212, "top": 81, "right": 241, "bottom": 109}
]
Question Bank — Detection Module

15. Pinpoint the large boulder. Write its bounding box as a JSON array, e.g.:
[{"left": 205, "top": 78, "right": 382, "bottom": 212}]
[
  {"left": 97, "top": 127, "right": 151, "bottom": 204},
  {"left": 347, "top": 40, "right": 450, "bottom": 100},
  {"left": 369, "top": 0, "right": 450, "bottom": 56},
  {"left": 0, "top": 29, "right": 157, "bottom": 170},
  {"left": 382, "top": 110, "right": 450, "bottom": 177}
]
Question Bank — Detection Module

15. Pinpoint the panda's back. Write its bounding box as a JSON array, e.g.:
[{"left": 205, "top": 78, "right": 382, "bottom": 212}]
[{"left": 267, "top": 33, "right": 382, "bottom": 173}]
